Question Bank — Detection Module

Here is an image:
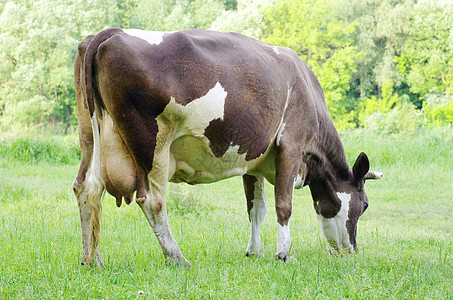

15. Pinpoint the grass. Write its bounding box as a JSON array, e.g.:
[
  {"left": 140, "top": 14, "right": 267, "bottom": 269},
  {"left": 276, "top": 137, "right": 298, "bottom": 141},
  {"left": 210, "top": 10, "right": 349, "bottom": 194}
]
[{"left": 0, "top": 129, "right": 452, "bottom": 299}]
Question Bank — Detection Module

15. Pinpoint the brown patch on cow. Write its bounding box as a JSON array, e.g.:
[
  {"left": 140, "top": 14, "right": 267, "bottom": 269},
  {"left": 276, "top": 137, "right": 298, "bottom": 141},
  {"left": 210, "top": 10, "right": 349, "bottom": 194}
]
[
  {"left": 74, "top": 35, "right": 95, "bottom": 185},
  {"left": 310, "top": 179, "right": 342, "bottom": 219},
  {"left": 152, "top": 201, "right": 163, "bottom": 215},
  {"left": 242, "top": 174, "right": 258, "bottom": 221}
]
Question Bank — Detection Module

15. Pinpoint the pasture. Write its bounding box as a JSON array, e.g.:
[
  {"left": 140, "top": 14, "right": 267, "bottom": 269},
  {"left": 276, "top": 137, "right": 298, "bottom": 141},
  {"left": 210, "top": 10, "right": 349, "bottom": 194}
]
[{"left": 0, "top": 129, "right": 452, "bottom": 299}]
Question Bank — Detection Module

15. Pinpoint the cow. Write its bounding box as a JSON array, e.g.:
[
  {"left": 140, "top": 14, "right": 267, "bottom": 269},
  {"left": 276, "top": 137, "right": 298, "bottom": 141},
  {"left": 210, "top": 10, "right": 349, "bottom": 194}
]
[{"left": 73, "top": 28, "right": 382, "bottom": 267}]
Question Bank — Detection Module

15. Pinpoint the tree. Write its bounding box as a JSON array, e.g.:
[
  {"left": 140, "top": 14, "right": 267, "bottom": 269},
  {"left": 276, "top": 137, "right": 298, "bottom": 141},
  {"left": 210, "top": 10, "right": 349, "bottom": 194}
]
[
  {"left": 342, "top": 0, "right": 416, "bottom": 102},
  {"left": 0, "top": 0, "right": 114, "bottom": 132},
  {"left": 261, "top": 0, "right": 360, "bottom": 128},
  {"left": 210, "top": 0, "right": 271, "bottom": 38},
  {"left": 116, "top": 0, "right": 138, "bottom": 28},
  {"left": 135, "top": 0, "right": 226, "bottom": 31},
  {"left": 397, "top": 0, "right": 453, "bottom": 97}
]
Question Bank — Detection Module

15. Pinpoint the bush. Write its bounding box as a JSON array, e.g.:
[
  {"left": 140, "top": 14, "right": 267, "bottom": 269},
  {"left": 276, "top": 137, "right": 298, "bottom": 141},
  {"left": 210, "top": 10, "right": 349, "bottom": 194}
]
[
  {"left": 363, "top": 102, "right": 421, "bottom": 136},
  {"left": 422, "top": 94, "right": 453, "bottom": 127}
]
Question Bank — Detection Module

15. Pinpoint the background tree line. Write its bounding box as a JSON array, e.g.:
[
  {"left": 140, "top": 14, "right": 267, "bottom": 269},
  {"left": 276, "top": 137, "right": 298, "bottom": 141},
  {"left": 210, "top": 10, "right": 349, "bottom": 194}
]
[{"left": 0, "top": 0, "right": 452, "bottom": 135}]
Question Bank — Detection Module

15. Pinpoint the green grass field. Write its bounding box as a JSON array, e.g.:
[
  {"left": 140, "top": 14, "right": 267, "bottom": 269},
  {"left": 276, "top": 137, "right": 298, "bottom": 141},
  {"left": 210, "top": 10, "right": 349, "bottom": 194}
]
[{"left": 0, "top": 129, "right": 452, "bottom": 299}]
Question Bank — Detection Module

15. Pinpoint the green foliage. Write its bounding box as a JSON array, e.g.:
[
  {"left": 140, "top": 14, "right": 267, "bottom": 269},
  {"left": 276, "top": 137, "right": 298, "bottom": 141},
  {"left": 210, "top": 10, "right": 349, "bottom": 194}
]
[
  {"left": 115, "top": 0, "right": 138, "bottom": 28},
  {"left": 0, "top": 135, "right": 80, "bottom": 164},
  {"left": 423, "top": 94, "right": 453, "bottom": 127},
  {"left": 358, "top": 81, "right": 399, "bottom": 122},
  {"left": 358, "top": 81, "right": 422, "bottom": 136},
  {"left": 262, "top": 0, "right": 360, "bottom": 128},
  {"left": 135, "top": 0, "right": 226, "bottom": 31},
  {"left": 363, "top": 102, "right": 421, "bottom": 137},
  {"left": 210, "top": 0, "right": 270, "bottom": 38},
  {"left": 0, "top": 0, "right": 114, "bottom": 132},
  {"left": 397, "top": 0, "right": 453, "bottom": 96},
  {"left": 342, "top": 0, "right": 415, "bottom": 100},
  {"left": 1, "top": 0, "right": 453, "bottom": 133}
]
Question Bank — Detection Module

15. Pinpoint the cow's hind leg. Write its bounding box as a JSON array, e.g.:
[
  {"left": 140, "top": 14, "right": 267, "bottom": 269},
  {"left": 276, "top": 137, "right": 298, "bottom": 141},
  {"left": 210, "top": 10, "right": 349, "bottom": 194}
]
[
  {"left": 135, "top": 123, "right": 190, "bottom": 267},
  {"left": 137, "top": 190, "right": 190, "bottom": 266},
  {"left": 73, "top": 180, "right": 91, "bottom": 264},
  {"left": 73, "top": 178, "right": 104, "bottom": 267},
  {"left": 243, "top": 175, "right": 267, "bottom": 257},
  {"left": 78, "top": 111, "right": 105, "bottom": 267}
]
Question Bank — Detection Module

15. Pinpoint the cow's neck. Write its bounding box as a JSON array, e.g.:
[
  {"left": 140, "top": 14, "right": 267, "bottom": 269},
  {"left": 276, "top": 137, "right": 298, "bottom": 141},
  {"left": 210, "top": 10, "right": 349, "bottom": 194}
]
[{"left": 305, "top": 120, "right": 350, "bottom": 216}]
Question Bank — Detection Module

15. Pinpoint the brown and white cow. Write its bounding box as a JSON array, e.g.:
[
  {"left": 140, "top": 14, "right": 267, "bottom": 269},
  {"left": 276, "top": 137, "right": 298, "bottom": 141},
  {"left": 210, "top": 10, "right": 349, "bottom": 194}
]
[{"left": 73, "top": 28, "right": 382, "bottom": 267}]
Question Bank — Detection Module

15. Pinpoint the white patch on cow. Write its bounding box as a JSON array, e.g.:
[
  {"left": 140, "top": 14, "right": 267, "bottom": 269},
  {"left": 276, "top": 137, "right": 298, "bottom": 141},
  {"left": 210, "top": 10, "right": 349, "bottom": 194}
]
[
  {"left": 317, "top": 192, "right": 353, "bottom": 252},
  {"left": 276, "top": 223, "right": 291, "bottom": 257},
  {"left": 276, "top": 122, "right": 286, "bottom": 147},
  {"left": 82, "top": 110, "right": 105, "bottom": 266},
  {"left": 87, "top": 111, "right": 104, "bottom": 196},
  {"left": 122, "top": 29, "right": 168, "bottom": 46},
  {"left": 293, "top": 173, "right": 303, "bottom": 189},
  {"left": 165, "top": 82, "right": 227, "bottom": 137},
  {"left": 273, "top": 46, "right": 281, "bottom": 55},
  {"left": 274, "top": 84, "right": 292, "bottom": 147},
  {"left": 246, "top": 177, "right": 267, "bottom": 256}
]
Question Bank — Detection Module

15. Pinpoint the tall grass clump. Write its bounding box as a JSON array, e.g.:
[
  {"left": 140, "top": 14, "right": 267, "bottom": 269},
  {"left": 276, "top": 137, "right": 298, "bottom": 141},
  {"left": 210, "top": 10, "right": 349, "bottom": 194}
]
[
  {"left": 341, "top": 126, "right": 453, "bottom": 167},
  {"left": 0, "top": 135, "right": 80, "bottom": 164}
]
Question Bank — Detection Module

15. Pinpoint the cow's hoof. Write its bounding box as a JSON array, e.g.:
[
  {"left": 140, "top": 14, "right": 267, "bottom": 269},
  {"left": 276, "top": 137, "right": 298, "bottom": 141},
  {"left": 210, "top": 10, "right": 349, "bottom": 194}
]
[
  {"left": 85, "top": 253, "right": 104, "bottom": 268},
  {"left": 95, "top": 255, "right": 104, "bottom": 268},
  {"left": 245, "top": 250, "right": 264, "bottom": 257},
  {"left": 275, "top": 252, "right": 297, "bottom": 263},
  {"left": 275, "top": 251, "right": 291, "bottom": 262}
]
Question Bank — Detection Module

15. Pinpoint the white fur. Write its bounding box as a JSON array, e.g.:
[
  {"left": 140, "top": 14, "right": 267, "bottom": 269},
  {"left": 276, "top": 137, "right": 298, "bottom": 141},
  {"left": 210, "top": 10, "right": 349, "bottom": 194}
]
[
  {"left": 274, "top": 84, "right": 292, "bottom": 147},
  {"left": 276, "top": 223, "right": 291, "bottom": 256},
  {"left": 273, "top": 46, "right": 281, "bottom": 55},
  {"left": 317, "top": 192, "right": 353, "bottom": 252},
  {"left": 246, "top": 176, "right": 267, "bottom": 256},
  {"left": 122, "top": 29, "right": 168, "bottom": 46},
  {"left": 276, "top": 122, "right": 286, "bottom": 147},
  {"left": 85, "top": 111, "right": 105, "bottom": 266},
  {"left": 164, "top": 82, "right": 227, "bottom": 137},
  {"left": 293, "top": 173, "right": 303, "bottom": 189},
  {"left": 87, "top": 111, "right": 103, "bottom": 191},
  {"left": 183, "top": 82, "right": 227, "bottom": 134}
]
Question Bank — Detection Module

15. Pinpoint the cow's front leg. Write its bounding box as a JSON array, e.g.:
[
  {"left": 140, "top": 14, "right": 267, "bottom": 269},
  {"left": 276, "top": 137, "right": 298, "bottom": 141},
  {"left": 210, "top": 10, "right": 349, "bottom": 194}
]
[
  {"left": 243, "top": 175, "right": 267, "bottom": 257},
  {"left": 274, "top": 144, "right": 303, "bottom": 261}
]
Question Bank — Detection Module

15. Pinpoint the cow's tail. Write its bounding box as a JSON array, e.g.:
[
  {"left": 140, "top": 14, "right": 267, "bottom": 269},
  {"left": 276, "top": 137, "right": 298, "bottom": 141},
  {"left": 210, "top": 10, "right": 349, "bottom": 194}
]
[
  {"left": 81, "top": 28, "right": 122, "bottom": 267},
  {"left": 82, "top": 27, "right": 123, "bottom": 116},
  {"left": 85, "top": 109, "right": 104, "bottom": 267}
]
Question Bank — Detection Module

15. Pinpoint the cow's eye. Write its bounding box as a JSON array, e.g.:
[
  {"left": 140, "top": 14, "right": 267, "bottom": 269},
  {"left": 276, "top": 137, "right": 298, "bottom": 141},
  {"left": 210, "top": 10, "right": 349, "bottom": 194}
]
[{"left": 363, "top": 202, "right": 369, "bottom": 212}]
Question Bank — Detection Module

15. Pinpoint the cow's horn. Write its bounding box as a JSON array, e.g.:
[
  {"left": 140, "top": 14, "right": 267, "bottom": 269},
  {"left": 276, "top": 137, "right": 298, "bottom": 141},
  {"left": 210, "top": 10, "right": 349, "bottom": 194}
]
[{"left": 365, "top": 170, "right": 383, "bottom": 180}]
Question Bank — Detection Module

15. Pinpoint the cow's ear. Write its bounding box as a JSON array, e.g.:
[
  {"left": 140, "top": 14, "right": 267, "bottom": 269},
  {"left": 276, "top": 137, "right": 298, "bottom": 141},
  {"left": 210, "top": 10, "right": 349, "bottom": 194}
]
[{"left": 352, "top": 152, "right": 370, "bottom": 182}]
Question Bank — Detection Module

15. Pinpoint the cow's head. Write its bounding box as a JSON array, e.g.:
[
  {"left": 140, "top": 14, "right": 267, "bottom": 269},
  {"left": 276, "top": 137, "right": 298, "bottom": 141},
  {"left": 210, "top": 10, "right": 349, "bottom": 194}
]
[{"left": 311, "top": 152, "right": 382, "bottom": 253}]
